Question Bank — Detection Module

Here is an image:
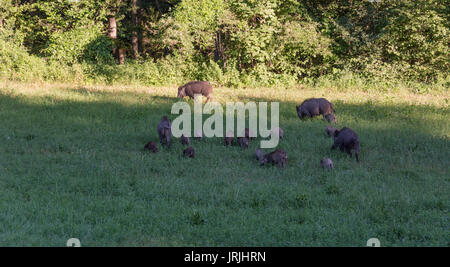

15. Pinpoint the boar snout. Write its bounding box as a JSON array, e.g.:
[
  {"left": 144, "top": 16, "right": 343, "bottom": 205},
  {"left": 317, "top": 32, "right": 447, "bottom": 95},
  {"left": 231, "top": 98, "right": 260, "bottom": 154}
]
[{"left": 177, "top": 87, "right": 186, "bottom": 98}]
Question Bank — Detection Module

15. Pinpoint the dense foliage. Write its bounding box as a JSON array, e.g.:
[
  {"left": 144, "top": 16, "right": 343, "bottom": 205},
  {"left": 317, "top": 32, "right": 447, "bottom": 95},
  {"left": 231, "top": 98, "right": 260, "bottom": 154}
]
[{"left": 0, "top": 0, "right": 448, "bottom": 87}]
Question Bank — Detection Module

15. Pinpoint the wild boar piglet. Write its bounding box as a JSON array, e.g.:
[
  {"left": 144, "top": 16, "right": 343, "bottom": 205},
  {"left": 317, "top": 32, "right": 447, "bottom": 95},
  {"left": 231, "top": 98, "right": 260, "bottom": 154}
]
[
  {"left": 181, "top": 134, "right": 190, "bottom": 145},
  {"left": 332, "top": 127, "right": 360, "bottom": 162},
  {"left": 144, "top": 141, "right": 158, "bottom": 153},
  {"left": 157, "top": 116, "right": 172, "bottom": 148},
  {"left": 320, "top": 157, "right": 334, "bottom": 170},
  {"left": 183, "top": 146, "right": 195, "bottom": 158}
]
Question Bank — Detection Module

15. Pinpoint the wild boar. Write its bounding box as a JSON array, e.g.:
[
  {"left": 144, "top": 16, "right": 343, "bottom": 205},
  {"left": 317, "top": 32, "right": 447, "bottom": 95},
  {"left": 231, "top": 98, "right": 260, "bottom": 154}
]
[
  {"left": 177, "top": 81, "right": 213, "bottom": 103},
  {"left": 237, "top": 137, "right": 249, "bottom": 148},
  {"left": 320, "top": 157, "right": 334, "bottom": 170},
  {"left": 157, "top": 116, "right": 172, "bottom": 148},
  {"left": 332, "top": 127, "right": 360, "bottom": 162},
  {"left": 260, "top": 149, "right": 287, "bottom": 168},
  {"left": 254, "top": 148, "right": 263, "bottom": 162},
  {"left": 296, "top": 98, "right": 335, "bottom": 121},
  {"left": 224, "top": 130, "right": 234, "bottom": 146},
  {"left": 144, "top": 141, "right": 158, "bottom": 153},
  {"left": 183, "top": 146, "right": 195, "bottom": 158},
  {"left": 181, "top": 134, "right": 190, "bottom": 145}
]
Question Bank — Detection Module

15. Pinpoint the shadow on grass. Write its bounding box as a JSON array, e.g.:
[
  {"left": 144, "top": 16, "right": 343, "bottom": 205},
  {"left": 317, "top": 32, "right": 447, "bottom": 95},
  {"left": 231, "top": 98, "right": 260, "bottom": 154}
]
[{"left": 0, "top": 88, "right": 448, "bottom": 168}]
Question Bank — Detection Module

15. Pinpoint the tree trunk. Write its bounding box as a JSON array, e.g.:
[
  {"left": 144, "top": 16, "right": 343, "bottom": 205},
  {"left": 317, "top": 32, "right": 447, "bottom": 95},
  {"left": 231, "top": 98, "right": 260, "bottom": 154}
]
[
  {"left": 108, "top": 16, "right": 122, "bottom": 63},
  {"left": 118, "top": 48, "right": 126, "bottom": 65},
  {"left": 154, "top": 0, "right": 162, "bottom": 14},
  {"left": 214, "top": 30, "right": 226, "bottom": 68},
  {"left": 108, "top": 17, "right": 117, "bottom": 39},
  {"left": 131, "top": 0, "right": 139, "bottom": 59},
  {"left": 137, "top": 0, "right": 143, "bottom": 55}
]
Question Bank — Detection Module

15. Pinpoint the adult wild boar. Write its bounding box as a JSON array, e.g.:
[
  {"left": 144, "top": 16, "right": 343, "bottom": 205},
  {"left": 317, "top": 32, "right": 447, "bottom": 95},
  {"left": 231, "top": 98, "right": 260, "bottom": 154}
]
[
  {"left": 177, "top": 81, "right": 213, "bottom": 103},
  {"left": 332, "top": 127, "right": 360, "bottom": 162},
  {"left": 296, "top": 98, "right": 335, "bottom": 120}
]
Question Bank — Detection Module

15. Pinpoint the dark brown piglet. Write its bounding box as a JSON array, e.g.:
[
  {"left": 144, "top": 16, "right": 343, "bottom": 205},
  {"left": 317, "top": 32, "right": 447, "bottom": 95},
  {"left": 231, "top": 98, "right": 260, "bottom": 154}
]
[
  {"left": 183, "top": 146, "right": 195, "bottom": 158},
  {"left": 181, "top": 134, "right": 190, "bottom": 145},
  {"left": 237, "top": 137, "right": 249, "bottom": 148},
  {"left": 144, "top": 141, "right": 158, "bottom": 153}
]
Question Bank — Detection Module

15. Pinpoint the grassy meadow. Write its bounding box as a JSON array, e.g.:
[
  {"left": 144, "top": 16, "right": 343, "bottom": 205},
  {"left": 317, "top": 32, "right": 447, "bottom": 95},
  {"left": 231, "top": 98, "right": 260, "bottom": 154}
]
[{"left": 0, "top": 81, "right": 448, "bottom": 246}]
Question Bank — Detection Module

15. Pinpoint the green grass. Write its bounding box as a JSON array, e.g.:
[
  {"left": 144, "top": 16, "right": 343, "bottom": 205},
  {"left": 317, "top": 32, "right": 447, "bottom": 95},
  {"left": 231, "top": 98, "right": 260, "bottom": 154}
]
[{"left": 0, "top": 82, "right": 448, "bottom": 246}]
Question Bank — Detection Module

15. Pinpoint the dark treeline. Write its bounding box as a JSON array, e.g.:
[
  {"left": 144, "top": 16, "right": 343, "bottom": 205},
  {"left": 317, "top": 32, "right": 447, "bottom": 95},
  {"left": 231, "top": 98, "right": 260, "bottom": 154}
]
[{"left": 0, "top": 0, "right": 448, "bottom": 87}]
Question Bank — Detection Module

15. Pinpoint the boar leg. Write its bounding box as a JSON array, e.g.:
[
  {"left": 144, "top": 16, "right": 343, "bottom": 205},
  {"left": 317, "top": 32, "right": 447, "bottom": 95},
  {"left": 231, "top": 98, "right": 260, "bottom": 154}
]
[
  {"left": 346, "top": 147, "right": 352, "bottom": 157},
  {"left": 164, "top": 128, "right": 171, "bottom": 148},
  {"left": 158, "top": 132, "right": 165, "bottom": 146}
]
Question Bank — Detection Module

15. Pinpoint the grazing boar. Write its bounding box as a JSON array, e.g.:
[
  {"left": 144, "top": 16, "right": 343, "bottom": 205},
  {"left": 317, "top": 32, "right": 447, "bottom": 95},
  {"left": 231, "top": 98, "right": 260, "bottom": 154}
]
[
  {"left": 254, "top": 148, "right": 263, "bottom": 162},
  {"left": 332, "top": 127, "right": 360, "bottom": 162},
  {"left": 183, "top": 146, "right": 195, "bottom": 158},
  {"left": 320, "top": 157, "right": 334, "bottom": 170},
  {"left": 325, "top": 126, "right": 339, "bottom": 137},
  {"left": 260, "top": 149, "right": 287, "bottom": 168},
  {"left": 224, "top": 130, "right": 234, "bottom": 146},
  {"left": 181, "top": 134, "right": 190, "bottom": 145},
  {"left": 296, "top": 98, "right": 335, "bottom": 121},
  {"left": 177, "top": 81, "right": 213, "bottom": 103},
  {"left": 157, "top": 116, "right": 172, "bottom": 148},
  {"left": 323, "top": 113, "right": 337, "bottom": 124},
  {"left": 237, "top": 137, "right": 249, "bottom": 148},
  {"left": 144, "top": 141, "right": 158, "bottom": 153}
]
